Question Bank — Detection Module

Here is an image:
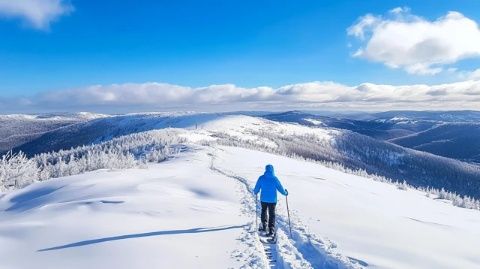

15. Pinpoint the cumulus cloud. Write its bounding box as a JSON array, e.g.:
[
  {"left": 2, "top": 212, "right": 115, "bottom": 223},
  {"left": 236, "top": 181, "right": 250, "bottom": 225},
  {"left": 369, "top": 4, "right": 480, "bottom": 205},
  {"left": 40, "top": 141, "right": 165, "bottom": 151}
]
[
  {"left": 0, "top": 0, "right": 72, "bottom": 29},
  {"left": 347, "top": 7, "right": 480, "bottom": 75},
  {"left": 3, "top": 80, "right": 480, "bottom": 113}
]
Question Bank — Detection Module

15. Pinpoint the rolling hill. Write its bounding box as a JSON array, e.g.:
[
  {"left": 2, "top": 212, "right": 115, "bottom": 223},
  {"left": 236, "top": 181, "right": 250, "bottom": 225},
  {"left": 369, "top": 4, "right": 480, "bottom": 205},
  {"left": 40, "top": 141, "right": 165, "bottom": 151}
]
[
  {"left": 390, "top": 123, "right": 480, "bottom": 163},
  {"left": 0, "top": 113, "right": 106, "bottom": 153},
  {"left": 4, "top": 113, "right": 480, "bottom": 199}
]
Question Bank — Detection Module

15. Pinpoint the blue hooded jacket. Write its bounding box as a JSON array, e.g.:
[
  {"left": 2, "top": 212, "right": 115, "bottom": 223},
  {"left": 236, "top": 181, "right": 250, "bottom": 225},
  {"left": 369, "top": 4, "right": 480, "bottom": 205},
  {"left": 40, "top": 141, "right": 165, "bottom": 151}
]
[{"left": 253, "top": 164, "right": 288, "bottom": 203}]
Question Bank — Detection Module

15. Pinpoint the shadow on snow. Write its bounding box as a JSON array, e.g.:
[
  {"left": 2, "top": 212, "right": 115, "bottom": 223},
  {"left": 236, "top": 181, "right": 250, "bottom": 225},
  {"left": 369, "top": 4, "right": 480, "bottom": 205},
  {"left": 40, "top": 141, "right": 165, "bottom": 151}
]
[
  {"left": 38, "top": 224, "right": 247, "bottom": 252},
  {"left": 6, "top": 186, "right": 65, "bottom": 212}
]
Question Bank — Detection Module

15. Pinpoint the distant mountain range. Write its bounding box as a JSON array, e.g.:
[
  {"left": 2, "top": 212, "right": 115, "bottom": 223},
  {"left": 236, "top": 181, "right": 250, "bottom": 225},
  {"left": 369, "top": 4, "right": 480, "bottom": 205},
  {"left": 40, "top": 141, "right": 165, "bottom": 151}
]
[
  {"left": 264, "top": 111, "right": 480, "bottom": 164},
  {"left": 3, "top": 110, "right": 480, "bottom": 163}
]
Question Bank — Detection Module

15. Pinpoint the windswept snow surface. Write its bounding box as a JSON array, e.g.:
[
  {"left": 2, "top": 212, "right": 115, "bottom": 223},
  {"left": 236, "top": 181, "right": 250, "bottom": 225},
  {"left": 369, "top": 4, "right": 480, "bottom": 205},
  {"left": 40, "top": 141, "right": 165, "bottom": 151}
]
[
  {"left": 0, "top": 147, "right": 264, "bottom": 269},
  {"left": 213, "top": 146, "right": 480, "bottom": 269},
  {"left": 195, "top": 115, "right": 337, "bottom": 149}
]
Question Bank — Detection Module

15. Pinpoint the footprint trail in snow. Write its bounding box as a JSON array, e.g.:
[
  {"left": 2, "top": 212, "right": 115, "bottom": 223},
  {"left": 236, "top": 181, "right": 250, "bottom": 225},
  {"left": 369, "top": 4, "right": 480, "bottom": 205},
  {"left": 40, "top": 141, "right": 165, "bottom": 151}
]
[{"left": 208, "top": 147, "right": 361, "bottom": 269}]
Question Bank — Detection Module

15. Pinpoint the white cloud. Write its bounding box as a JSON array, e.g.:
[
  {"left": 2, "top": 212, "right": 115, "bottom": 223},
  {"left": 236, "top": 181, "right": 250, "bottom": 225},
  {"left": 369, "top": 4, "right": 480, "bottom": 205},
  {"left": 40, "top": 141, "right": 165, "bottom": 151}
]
[
  {"left": 0, "top": 0, "right": 72, "bottom": 29},
  {"left": 38, "top": 83, "right": 276, "bottom": 107},
  {"left": 4, "top": 80, "right": 480, "bottom": 113},
  {"left": 347, "top": 8, "right": 480, "bottom": 75},
  {"left": 347, "top": 14, "right": 379, "bottom": 40},
  {"left": 467, "top": 69, "right": 480, "bottom": 80},
  {"left": 389, "top": 7, "right": 409, "bottom": 15}
]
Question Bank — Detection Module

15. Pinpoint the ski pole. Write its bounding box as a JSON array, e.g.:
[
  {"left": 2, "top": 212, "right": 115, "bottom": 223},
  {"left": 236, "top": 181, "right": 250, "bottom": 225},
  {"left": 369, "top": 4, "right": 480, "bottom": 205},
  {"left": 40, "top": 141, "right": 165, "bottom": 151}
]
[
  {"left": 286, "top": 195, "right": 292, "bottom": 238},
  {"left": 255, "top": 194, "right": 258, "bottom": 231}
]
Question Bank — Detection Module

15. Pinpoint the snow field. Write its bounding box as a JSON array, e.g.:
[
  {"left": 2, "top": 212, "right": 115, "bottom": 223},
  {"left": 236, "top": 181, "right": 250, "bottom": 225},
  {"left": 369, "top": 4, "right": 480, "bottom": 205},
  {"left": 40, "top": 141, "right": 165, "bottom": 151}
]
[
  {"left": 213, "top": 146, "right": 480, "bottom": 269},
  {"left": 0, "top": 148, "right": 256, "bottom": 269}
]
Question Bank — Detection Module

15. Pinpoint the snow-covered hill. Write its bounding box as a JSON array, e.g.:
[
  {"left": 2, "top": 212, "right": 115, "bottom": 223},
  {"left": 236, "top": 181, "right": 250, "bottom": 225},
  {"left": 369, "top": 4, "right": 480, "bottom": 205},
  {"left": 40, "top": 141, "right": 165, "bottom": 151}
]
[
  {"left": 12, "top": 112, "right": 220, "bottom": 156},
  {"left": 263, "top": 111, "right": 434, "bottom": 140},
  {"left": 213, "top": 146, "right": 480, "bottom": 268},
  {"left": 4, "top": 114, "right": 480, "bottom": 199},
  {"left": 265, "top": 111, "right": 480, "bottom": 164},
  {"left": 0, "top": 147, "right": 254, "bottom": 269},
  {"left": 0, "top": 113, "right": 107, "bottom": 153},
  {"left": 187, "top": 115, "right": 480, "bottom": 199},
  {"left": 1, "top": 143, "right": 479, "bottom": 269},
  {"left": 390, "top": 123, "right": 480, "bottom": 163}
]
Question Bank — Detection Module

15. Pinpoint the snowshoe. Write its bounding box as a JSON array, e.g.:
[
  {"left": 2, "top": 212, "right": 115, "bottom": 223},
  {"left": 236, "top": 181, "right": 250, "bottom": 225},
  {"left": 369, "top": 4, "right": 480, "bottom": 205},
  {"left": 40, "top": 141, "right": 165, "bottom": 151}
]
[
  {"left": 267, "top": 231, "right": 277, "bottom": 244},
  {"left": 259, "top": 229, "right": 276, "bottom": 244}
]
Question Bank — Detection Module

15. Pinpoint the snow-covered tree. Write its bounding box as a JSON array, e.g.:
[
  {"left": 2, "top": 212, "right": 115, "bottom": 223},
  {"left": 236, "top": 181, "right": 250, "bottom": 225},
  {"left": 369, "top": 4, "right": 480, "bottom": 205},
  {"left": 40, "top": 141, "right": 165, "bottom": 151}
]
[{"left": 0, "top": 129, "right": 185, "bottom": 191}]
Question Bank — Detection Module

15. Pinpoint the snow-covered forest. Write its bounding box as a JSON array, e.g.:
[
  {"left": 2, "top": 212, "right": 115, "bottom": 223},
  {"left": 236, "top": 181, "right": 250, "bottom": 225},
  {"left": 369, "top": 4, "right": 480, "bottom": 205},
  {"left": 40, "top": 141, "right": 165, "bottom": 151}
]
[{"left": 0, "top": 129, "right": 184, "bottom": 190}]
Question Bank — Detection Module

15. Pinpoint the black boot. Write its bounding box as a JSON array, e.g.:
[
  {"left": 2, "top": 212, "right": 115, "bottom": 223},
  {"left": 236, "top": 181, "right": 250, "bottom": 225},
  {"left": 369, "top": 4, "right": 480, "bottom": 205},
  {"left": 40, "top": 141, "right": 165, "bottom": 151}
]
[
  {"left": 267, "top": 226, "right": 275, "bottom": 237},
  {"left": 259, "top": 223, "right": 267, "bottom": 232}
]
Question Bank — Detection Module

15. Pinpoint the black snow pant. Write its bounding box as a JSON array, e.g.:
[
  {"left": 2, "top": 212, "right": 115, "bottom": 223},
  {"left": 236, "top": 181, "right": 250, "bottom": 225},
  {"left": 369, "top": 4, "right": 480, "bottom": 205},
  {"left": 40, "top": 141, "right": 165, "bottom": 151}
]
[{"left": 261, "top": 202, "right": 276, "bottom": 232}]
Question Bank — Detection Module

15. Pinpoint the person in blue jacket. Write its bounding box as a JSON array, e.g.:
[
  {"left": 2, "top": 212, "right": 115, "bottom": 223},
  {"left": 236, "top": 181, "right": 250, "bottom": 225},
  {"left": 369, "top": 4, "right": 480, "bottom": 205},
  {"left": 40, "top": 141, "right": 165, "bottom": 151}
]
[{"left": 253, "top": 164, "right": 288, "bottom": 236}]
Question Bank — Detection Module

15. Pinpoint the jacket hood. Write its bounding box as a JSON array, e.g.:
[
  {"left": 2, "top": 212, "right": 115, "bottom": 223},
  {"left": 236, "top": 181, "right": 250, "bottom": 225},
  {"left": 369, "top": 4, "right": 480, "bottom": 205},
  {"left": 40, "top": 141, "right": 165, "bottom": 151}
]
[{"left": 264, "top": 164, "right": 274, "bottom": 175}]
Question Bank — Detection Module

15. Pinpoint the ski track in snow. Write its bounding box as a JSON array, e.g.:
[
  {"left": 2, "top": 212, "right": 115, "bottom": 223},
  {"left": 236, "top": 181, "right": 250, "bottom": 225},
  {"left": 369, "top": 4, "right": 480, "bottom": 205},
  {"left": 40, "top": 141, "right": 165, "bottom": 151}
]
[{"left": 208, "top": 146, "right": 363, "bottom": 269}]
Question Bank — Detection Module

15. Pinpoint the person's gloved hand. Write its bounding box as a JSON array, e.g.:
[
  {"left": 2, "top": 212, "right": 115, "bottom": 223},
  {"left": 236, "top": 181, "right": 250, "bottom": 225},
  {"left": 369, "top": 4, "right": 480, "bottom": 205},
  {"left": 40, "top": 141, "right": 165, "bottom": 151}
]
[{"left": 285, "top": 189, "right": 288, "bottom": 196}]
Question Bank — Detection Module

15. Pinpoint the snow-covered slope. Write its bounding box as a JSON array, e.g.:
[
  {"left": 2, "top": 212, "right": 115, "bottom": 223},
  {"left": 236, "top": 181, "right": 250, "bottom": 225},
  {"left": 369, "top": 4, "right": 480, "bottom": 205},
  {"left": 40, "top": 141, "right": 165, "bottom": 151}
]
[
  {"left": 265, "top": 111, "right": 480, "bottom": 164},
  {"left": 213, "top": 146, "right": 480, "bottom": 268},
  {"left": 1, "top": 143, "right": 480, "bottom": 269},
  {"left": 390, "top": 123, "right": 480, "bottom": 163},
  {"left": 13, "top": 112, "right": 221, "bottom": 156},
  {"left": 0, "top": 147, "right": 256, "bottom": 269},
  {"left": 0, "top": 113, "right": 107, "bottom": 153}
]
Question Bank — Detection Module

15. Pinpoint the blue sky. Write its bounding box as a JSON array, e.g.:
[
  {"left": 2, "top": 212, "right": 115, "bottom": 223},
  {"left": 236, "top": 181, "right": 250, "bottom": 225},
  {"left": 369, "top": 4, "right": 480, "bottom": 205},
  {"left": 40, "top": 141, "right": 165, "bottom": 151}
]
[{"left": 0, "top": 0, "right": 480, "bottom": 112}]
